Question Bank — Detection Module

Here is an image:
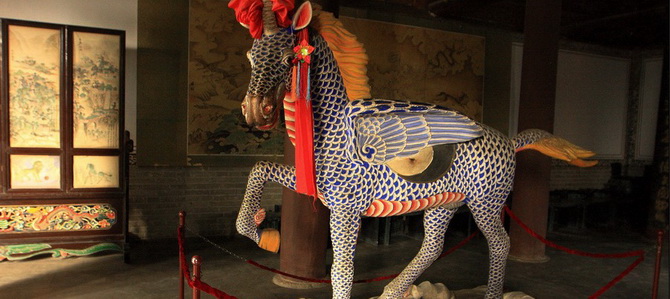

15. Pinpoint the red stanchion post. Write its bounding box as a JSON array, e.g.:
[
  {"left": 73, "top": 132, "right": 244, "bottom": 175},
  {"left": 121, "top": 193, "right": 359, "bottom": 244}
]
[
  {"left": 652, "top": 229, "right": 664, "bottom": 299},
  {"left": 192, "top": 255, "right": 202, "bottom": 299},
  {"left": 179, "top": 211, "right": 186, "bottom": 299}
]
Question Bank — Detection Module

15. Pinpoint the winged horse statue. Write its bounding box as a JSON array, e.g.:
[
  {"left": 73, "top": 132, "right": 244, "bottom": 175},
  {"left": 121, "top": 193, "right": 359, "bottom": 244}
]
[{"left": 228, "top": 0, "right": 597, "bottom": 298}]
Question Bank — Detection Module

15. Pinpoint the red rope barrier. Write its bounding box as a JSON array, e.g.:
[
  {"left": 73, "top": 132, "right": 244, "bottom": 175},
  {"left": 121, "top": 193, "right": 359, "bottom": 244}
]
[
  {"left": 178, "top": 227, "right": 239, "bottom": 299},
  {"left": 503, "top": 205, "right": 646, "bottom": 298},
  {"left": 179, "top": 206, "right": 646, "bottom": 298},
  {"left": 588, "top": 255, "right": 644, "bottom": 299},
  {"left": 439, "top": 231, "right": 479, "bottom": 259},
  {"left": 178, "top": 224, "right": 478, "bottom": 285},
  {"left": 245, "top": 231, "right": 479, "bottom": 284},
  {"left": 247, "top": 256, "right": 402, "bottom": 284},
  {"left": 245, "top": 259, "right": 332, "bottom": 283},
  {"left": 504, "top": 206, "right": 643, "bottom": 258}
]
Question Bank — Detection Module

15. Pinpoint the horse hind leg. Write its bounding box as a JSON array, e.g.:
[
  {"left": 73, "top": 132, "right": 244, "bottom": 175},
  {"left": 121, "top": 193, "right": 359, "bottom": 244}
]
[
  {"left": 469, "top": 201, "right": 509, "bottom": 299},
  {"left": 379, "top": 206, "right": 458, "bottom": 298},
  {"left": 236, "top": 160, "right": 295, "bottom": 253},
  {"left": 329, "top": 207, "right": 363, "bottom": 299}
]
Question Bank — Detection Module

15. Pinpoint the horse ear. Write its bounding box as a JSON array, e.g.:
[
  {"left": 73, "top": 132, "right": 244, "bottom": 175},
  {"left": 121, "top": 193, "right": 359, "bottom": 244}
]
[{"left": 292, "top": 1, "right": 312, "bottom": 31}]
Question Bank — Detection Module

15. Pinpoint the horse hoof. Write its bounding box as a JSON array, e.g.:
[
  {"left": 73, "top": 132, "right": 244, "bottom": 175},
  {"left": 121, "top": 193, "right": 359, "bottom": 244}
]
[{"left": 258, "top": 228, "right": 280, "bottom": 253}]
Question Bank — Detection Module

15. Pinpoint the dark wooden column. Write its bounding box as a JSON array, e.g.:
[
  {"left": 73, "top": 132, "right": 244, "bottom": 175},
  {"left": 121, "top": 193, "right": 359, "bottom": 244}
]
[
  {"left": 509, "top": 0, "right": 562, "bottom": 262},
  {"left": 273, "top": 0, "right": 339, "bottom": 287},
  {"left": 274, "top": 133, "right": 330, "bottom": 287},
  {"left": 649, "top": 49, "right": 669, "bottom": 232}
]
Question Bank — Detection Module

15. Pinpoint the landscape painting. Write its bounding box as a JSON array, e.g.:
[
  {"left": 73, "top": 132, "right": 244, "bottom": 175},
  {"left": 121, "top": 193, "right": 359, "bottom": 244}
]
[
  {"left": 8, "top": 25, "right": 61, "bottom": 148},
  {"left": 72, "top": 31, "right": 121, "bottom": 149}
]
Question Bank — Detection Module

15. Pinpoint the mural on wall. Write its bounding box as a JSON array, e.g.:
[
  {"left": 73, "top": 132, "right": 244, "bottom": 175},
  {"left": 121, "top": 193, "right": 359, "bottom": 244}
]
[
  {"left": 340, "top": 17, "right": 484, "bottom": 121},
  {"left": 8, "top": 25, "right": 61, "bottom": 148},
  {"left": 187, "top": 0, "right": 484, "bottom": 155},
  {"left": 188, "top": 0, "right": 284, "bottom": 155},
  {"left": 72, "top": 31, "right": 121, "bottom": 149},
  {"left": 0, "top": 204, "right": 116, "bottom": 233},
  {"left": 73, "top": 156, "right": 119, "bottom": 188},
  {"left": 10, "top": 155, "right": 61, "bottom": 189}
]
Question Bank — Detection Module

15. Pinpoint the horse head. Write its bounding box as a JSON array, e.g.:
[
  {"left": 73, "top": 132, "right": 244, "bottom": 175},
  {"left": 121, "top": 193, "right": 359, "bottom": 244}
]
[{"left": 229, "top": 0, "right": 312, "bottom": 130}]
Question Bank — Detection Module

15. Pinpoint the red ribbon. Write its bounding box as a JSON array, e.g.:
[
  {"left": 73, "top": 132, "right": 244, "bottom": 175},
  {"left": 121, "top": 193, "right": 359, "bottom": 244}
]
[
  {"left": 292, "top": 29, "right": 317, "bottom": 198},
  {"left": 228, "top": 0, "right": 294, "bottom": 39}
]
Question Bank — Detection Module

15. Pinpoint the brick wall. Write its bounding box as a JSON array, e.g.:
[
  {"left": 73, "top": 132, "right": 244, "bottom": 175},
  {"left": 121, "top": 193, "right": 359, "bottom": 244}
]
[
  {"left": 549, "top": 159, "right": 650, "bottom": 191},
  {"left": 549, "top": 160, "right": 613, "bottom": 190},
  {"left": 128, "top": 159, "right": 648, "bottom": 240},
  {"left": 128, "top": 165, "right": 283, "bottom": 240}
]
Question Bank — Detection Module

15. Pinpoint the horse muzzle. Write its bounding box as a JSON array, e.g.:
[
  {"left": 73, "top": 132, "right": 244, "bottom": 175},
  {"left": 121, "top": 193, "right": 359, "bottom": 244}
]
[{"left": 241, "top": 90, "right": 282, "bottom": 131}]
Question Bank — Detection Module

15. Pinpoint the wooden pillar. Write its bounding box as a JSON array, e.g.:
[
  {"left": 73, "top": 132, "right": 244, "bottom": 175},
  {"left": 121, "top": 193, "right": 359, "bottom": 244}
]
[
  {"left": 274, "top": 133, "right": 330, "bottom": 287},
  {"left": 649, "top": 49, "right": 669, "bottom": 232},
  {"left": 509, "top": 0, "right": 562, "bottom": 262},
  {"left": 273, "top": 0, "right": 338, "bottom": 287}
]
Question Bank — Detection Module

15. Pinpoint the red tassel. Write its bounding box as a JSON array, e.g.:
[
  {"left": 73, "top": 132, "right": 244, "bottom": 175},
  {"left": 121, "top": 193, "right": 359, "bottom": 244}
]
[
  {"left": 292, "top": 30, "right": 316, "bottom": 198},
  {"left": 294, "top": 95, "right": 316, "bottom": 197}
]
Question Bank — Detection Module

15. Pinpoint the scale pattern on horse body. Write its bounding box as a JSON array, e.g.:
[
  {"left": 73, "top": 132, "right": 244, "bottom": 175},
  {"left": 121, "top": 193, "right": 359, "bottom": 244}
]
[
  {"left": 230, "top": 2, "right": 596, "bottom": 298},
  {"left": 236, "top": 23, "right": 516, "bottom": 295}
]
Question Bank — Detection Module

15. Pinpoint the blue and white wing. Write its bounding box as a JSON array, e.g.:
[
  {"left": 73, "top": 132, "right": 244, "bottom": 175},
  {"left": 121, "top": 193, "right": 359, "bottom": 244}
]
[{"left": 347, "top": 99, "right": 482, "bottom": 164}]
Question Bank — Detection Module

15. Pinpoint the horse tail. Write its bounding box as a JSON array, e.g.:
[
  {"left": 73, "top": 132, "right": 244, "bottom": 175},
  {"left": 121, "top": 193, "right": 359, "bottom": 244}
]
[{"left": 513, "top": 129, "right": 598, "bottom": 167}]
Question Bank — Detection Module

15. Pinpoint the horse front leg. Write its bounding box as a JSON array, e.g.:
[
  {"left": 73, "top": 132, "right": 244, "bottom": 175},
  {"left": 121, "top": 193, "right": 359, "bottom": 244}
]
[
  {"left": 329, "top": 207, "right": 362, "bottom": 299},
  {"left": 236, "top": 161, "right": 295, "bottom": 252},
  {"left": 379, "top": 206, "right": 457, "bottom": 298},
  {"left": 470, "top": 202, "right": 509, "bottom": 299}
]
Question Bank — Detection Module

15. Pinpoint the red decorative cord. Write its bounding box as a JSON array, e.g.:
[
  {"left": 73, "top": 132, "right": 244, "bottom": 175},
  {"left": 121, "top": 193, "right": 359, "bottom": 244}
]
[
  {"left": 179, "top": 225, "right": 477, "bottom": 285},
  {"left": 588, "top": 255, "right": 644, "bottom": 299},
  {"left": 439, "top": 231, "right": 479, "bottom": 259},
  {"left": 504, "top": 206, "right": 644, "bottom": 258},
  {"left": 503, "top": 205, "right": 645, "bottom": 298},
  {"left": 179, "top": 227, "right": 239, "bottom": 299},
  {"left": 245, "top": 259, "right": 332, "bottom": 283},
  {"left": 178, "top": 206, "right": 645, "bottom": 298},
  {"left": 245, "top": 231, "right": 479, "bottom": 284}
]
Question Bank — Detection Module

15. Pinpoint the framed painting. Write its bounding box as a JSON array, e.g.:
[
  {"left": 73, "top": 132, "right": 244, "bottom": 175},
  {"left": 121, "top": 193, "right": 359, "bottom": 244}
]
[
  {"left": 10, "top": 155, "right": 61, "bottom": 189},
  {"left": 72, "top": 31, "right": 122, "bottom": 149},
  {"left": 7, "top": 24, "right": 62, "bottom": 148},
  {"left": 72, "top": 155, "right": 119, "bottom": 188},
  {"left": 0, "top": 18, "right": 127, "bottom": 258}
]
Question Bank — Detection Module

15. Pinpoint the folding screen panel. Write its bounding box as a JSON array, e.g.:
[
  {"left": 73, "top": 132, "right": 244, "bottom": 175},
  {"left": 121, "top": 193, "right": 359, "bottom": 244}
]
[{"left": 0, "top": 19, "right": 127, "bottom": 260}]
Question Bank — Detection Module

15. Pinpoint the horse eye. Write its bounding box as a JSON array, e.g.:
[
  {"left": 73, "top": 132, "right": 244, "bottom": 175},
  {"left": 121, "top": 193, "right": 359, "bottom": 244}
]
[{"left": 281, "top": 50, "right": 293, "bottom": 66}]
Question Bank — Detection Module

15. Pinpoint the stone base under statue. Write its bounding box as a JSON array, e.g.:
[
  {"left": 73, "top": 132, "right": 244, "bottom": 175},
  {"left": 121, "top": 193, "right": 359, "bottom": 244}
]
[
  {"left": 273, "top": 274, "right": 329, "bottom": 290},
  {"left": 371, "top": 282, "right": 534, "bottom": 299}
]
